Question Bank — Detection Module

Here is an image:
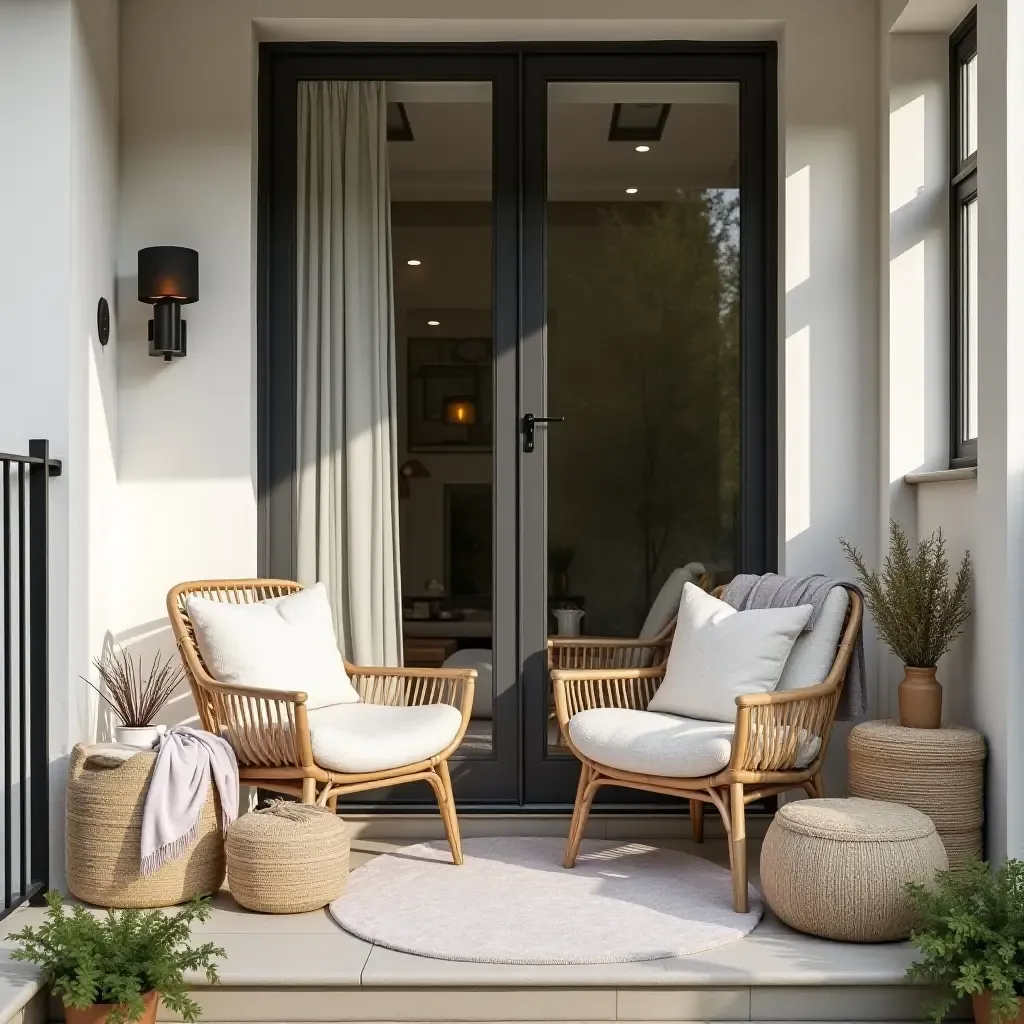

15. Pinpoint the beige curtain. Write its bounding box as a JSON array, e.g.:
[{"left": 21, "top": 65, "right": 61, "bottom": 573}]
[{"left": 295, "top": 80, "right": 402, "bottom": 667}]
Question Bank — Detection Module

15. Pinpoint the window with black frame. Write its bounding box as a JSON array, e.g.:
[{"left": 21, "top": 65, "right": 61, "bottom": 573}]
[{"left": 950, "top": 9, "right": 977, "bottom": 465}]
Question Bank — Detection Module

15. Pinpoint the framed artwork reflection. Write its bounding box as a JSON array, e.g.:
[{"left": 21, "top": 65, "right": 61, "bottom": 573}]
[{"left": 407, "top": 336, "right": 492, "bottom": 452}]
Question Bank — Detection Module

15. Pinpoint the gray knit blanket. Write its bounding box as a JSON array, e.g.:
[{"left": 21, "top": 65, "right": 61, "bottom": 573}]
[
  {"left": 721, "top": 573, "right": 867, "bottom": 720},
  {"left": 140, "top": 726, "right": 238, "bottom": 875}
]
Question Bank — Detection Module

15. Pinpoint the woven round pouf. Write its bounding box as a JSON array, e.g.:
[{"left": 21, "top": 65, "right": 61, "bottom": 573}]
[
  {"left": 848, "top": 720, "right": 986, "bottom": 868},
  {"left": 760, "top": 797, "right": 947, "bottom": 942},
  {"left": 227, "top": 801, "right": 349, "bottom": 913},
  {"left": 66, "top": 743, "right": 225, "bottom": 908}
]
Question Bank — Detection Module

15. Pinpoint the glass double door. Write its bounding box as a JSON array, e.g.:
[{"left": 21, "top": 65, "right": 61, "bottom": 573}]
[{"left": 267, "top": 46, "right": 775, "bottom": 808}]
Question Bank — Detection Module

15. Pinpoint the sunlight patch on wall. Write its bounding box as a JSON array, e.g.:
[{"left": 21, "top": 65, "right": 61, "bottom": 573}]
[
  {"left": 785, "top": 165, "right": 810, "bottom": 292},
  {"left": 785, "top": 326, "right": 811, "bottom": 541},
  {"left": 890, "top": 95, "right": 925, "bottom": 213},
  {"left": 889, "top": 240, "right": 926, "bottom": 479}
]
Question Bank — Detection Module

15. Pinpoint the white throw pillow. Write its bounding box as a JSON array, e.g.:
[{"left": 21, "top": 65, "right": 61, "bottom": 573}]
[
  {"left": 185, "top": 583, "right": 359, "bottom": 710},
  {"left": 648, "top": 583, "right": 813, "bottom": 723}
]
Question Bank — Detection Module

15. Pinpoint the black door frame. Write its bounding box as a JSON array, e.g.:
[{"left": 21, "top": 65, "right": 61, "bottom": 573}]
[{"left": 257, "top": 41, "right": 778, "bottom": 812}]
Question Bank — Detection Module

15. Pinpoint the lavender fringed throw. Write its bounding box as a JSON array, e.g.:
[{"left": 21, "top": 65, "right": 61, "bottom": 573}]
[
  {"left": 721, "top": 573, "right": 867, "bottom": 720},
  {"left": 140, "top": 726, "right": 238, "bottom": 876}
]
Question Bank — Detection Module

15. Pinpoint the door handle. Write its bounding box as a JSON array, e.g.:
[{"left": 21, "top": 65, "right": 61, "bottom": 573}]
[{"left": 522, "top": 412, "right": 565, "bottom": 453}]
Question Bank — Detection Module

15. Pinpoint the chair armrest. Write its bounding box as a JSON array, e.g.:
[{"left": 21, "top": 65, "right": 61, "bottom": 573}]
[
  {"left": 348, "top": 664, "right": 476, "bottom": 723},
  {"left": 186, "top": 664, "right": 315, "bottom": 769},
  {"left": 550, "top": 666, "right": 666, "bottom": 730},
  {"left": 547, "top": 636, "right": 671, "bottom": 670},
  {"left": 730, "top": 683, "right": 841, "bottom": 773}
]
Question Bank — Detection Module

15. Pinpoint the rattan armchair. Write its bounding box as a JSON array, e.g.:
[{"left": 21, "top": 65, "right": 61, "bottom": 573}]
[
  {"left": 551, "top": 585, "right": 863, "bottom": 912},
  {"left": 167, "top": 579, "right": 475, "bottom": 865}
]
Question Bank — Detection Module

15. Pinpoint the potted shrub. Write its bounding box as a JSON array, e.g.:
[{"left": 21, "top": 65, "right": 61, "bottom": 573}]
[
  {"left": 905, "top": 858, "right": 1024, "bottom": 1024},
  {"left": 842, "top": 520, "right": 971, "bottom": 728},
  {"left": 83, "top": 645, "right": 185, "bottom": 748},
  {"left": 9, "top": 892, "right": 224, "bottom": 1024}
]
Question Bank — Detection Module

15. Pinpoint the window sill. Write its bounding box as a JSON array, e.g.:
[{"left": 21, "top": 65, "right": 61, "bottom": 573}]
[{"left": 904, "top": 466, "right": 977, "bottom": 485}]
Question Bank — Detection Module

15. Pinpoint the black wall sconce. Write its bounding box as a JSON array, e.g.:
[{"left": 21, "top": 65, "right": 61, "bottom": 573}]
[{"left": 138, "top": 246, "right": 198, "bottom": 360}]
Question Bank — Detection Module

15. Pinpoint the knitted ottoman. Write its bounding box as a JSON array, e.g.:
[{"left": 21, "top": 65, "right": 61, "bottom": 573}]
[
  {"left": 760, "top": 797, "right": 947, "bottom": 941},
  {"left": 227, "top": 801, "right": 349, "bottom": 913},
  {"left": 66, "top": 743, "right": 225, "bottom": 908}
]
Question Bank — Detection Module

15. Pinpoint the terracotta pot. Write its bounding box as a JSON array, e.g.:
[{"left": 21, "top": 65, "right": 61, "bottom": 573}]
[
  {"left": 65, "top": 992, "right": 159, "bottom": 1024},
  {"left": 898, "top": 666, "right": 942, "bottom": 729},
  {"left": 973, "top": 993, "right": 1024, "bottom": 1024}
]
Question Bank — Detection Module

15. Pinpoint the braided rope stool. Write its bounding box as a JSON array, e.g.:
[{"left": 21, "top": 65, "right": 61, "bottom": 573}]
[{"left": 848, "top": 720, "right": 985, "bottom": 868}]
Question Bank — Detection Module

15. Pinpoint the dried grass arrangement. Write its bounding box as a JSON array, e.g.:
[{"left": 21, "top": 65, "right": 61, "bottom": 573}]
[
  {"left": 841, "top": 521, "right": 972, "bottom": 669},
  {"left": 842, "top": 520, "right": 972, "bottom": 728},
  {"left": 84, "top": 646, "right": 186, "bottom": 728}
]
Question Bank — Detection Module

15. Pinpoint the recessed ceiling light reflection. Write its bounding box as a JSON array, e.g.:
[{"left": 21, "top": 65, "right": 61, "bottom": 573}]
[
  {"left": 635, "top": 145, "right": 650, "bottom": 153},
  {"left": 625, "top": 187, "right": 638, "bottom": 194},
  {"left": 427, "top": 320, "right": 440, "bottom": 327},
  {"left": 407, "top": 259, "right": 422, "bottom": 266}
]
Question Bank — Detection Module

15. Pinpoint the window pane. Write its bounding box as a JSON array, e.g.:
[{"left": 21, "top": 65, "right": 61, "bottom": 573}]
[
  {"left": 965, "top": 195, "right": 978, "bottom": 441},
  {"left": 389, "top": 82, "right": 498, "bottom": 758},
  {"left": 963, "top": 53, "right": 978, "bottom": 160},
  {"left": 545, "top": 82, "right": 741, "bottom": 752}
]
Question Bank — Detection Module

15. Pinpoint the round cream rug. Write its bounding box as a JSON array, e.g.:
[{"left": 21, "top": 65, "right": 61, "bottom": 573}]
[{"left": 330, "top": 837, "right": 762, "bottom": 964}]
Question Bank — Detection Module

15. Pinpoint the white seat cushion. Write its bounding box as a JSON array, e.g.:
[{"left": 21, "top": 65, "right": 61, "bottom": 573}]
[
  {"left": 567, "top": 707, "right": 821, "bottom": 778},
  {"left": 308, "top": 702, "right": 463, "bottom": 773},
  {"left": 186, "top": 583, "right": 359, "bottom": 710},
  {"left": 648, "top": 584, "right": 812, "bottom": 723},
  {"left": 567, "top": 707, "right": 734, "bottom": 778},
  {"left": 777, "top": 586, "right": 849, "bottom": 691}
]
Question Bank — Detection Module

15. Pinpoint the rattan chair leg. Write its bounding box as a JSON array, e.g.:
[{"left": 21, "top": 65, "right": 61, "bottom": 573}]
[
  {"left": 563, "top": 764, "right": 591, "bottom": 867},
  {"left": 730, "top": 783, "right": 748, "bottom": 913},
  {"left": 436, "top": 759, "right": 464, "bottom": 865},
  {"left": 690, "top": 799, "right": 704, "bottom": 843},
  {"left": 564, "top": 773, "right": 600, "bottom": 869},
  {"left": 812, "top": 771, "right": 824, "bottom": 798},
  {"left": 301, "top": 777, "right": 316, "bottom": 804}
]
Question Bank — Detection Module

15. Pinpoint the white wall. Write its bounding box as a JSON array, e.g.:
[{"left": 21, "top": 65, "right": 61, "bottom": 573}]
[
  {"left": 882, "top": 30, "right": 962, "bottom": 720},
  {"left": 0, "top": 0, "right": 119, "bottom": 886}
]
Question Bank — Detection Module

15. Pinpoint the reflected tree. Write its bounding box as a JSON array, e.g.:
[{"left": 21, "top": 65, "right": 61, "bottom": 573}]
[{"left": 548, "top": 191, "right": 740, "bottom": 629}]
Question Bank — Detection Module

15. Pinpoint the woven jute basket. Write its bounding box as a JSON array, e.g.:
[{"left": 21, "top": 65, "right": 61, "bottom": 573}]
[
  {"left": 66, "top": 743, "right": 225, "bottom": 908},
  {"left": 848, "top": 720, "right": 986, "bottom": 868},
  {"left": 226, "top": 801, "right": 349, "bottom": 914},
  {"left": 760, "top": 797, "right": 947, "bottom": 942}
]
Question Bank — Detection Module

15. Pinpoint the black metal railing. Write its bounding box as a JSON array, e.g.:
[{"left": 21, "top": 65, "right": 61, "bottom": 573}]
[{"left": 0, "top": 439, "right": 60, "bottom": 919}]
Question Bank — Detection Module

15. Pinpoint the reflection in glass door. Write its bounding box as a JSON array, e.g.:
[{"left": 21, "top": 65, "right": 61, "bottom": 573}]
[
  {"left": 388, "top": 76, "right": 521, "bottom": 804},
  {"left": 521, "top": 57, "right": 775, "bottom": 805}
]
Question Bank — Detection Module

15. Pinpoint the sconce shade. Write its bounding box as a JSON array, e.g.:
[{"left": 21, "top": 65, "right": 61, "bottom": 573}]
[
  {"left": 138, "top": 247, "right": 199, "bottom": 304},
  {"left": 400, "top": 459, "right": 430, "bottom": 480},
  {"left": 398, "top": 459, "right": 430, "bottom": 499},
  {"left": 444, "top": 398, "right": 477, "bottom": 426}
]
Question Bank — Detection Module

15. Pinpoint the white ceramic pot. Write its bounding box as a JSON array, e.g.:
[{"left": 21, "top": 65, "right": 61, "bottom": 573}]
[
  {"left": 553, "top": 608, "right": 585, "bottom": 637},
  {"left": 113, "top": 725, "right": 163, "bottom": 750}
]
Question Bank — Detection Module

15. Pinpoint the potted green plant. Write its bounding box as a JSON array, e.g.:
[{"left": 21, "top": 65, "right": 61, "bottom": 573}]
[
  {"left": 83, "top": 645, "right": 185, "bottom": 749},
  {"left": 905, "top": 859, "right": 1024, "bottom": 1024},
  {"left": 842, "top": 520, "right": 972, "bottom": 728},
  {"left": 9, "top": 892, "right": 224, "bottom": 1024}
]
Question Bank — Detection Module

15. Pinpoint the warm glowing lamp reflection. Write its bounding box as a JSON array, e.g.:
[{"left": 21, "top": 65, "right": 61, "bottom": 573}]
[{"left": 444, "top": 398, "right": 477, "bottom": 426}]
